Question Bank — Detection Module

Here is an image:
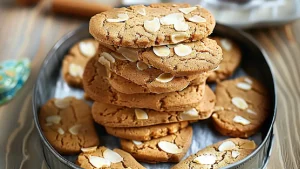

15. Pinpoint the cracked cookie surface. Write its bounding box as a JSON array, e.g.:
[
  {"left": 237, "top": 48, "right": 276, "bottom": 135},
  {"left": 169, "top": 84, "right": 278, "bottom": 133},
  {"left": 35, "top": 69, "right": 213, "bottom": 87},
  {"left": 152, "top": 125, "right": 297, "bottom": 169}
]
[
  {"left": 91, "top": 85, "right": 215, "bottom": 127},
  {"left": 89, "top": 3, "right": 215, "bottom": 48},
  {"left": 120, "top": 126, "right": 193, "bottom": 163},
  {"left": 77, "top": 146, "right": 146, "bottom": 169},
  {"left": 83, "top": 57, "right": 205, "bottom": 111},
  {"left": 207, "top": 37, "right": 242, "bottom": 82},
  {"left": 39, "top": 97, "right": 99, "bottom": 155},
  {"left": 212, "top": 76, "right": 270, "bottom": 138},
  {"left": 171, "top": 138, "right": 256, "bottom": 169}
]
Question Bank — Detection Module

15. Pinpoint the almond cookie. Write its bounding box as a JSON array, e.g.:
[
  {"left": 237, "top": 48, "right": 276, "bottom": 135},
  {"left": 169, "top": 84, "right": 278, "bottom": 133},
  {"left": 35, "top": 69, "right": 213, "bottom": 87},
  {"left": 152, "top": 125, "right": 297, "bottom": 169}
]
[
  {"left": 171, "top": 138, "right": 256, "bottom": 169},
  {"left": 120, "top": 126, "right": 193, "bottom": 163},
  {"left": 106, "top": 122, "right": 189, "bottom": 141},
  {"left": 97, "top": 44, "right": 208, "bottom": 94},
  {"left": 62, "top": 39, "right": 98, "bottom": 88},
  {"left": 91, "top": 85, "right": 215, "bottom": 127},
  {"left": 212, "top": 76, "right": 270, "bottom": 138},
  {"left": 89, "top": 4, "right": 215, "bottom": 48},
  {"left": 77, "top": 146, "right": 145, "bottom": 169},
  {"left": 39, "top": 97, "right": 99, "bottom": 155},
  {"left": 83, "top": 57, "right": 205, "bottom": 111},
  {"left": 207, "top": 37, "right": 242, "bottom": 82}
]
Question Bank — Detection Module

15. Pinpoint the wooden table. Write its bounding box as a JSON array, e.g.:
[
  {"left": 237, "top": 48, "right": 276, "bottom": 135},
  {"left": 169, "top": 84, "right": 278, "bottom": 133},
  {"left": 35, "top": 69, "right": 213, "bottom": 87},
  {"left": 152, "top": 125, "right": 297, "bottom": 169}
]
[{"left": 0, "top": 2, "right": 299, "bottom": 169}]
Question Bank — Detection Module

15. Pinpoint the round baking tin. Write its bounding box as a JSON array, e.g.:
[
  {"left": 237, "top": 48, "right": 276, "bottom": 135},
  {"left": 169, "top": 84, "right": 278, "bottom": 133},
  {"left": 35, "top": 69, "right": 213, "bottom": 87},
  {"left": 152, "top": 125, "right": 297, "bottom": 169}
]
[{"left": 32, "top": 24, "right": 277, "bottom": 169}]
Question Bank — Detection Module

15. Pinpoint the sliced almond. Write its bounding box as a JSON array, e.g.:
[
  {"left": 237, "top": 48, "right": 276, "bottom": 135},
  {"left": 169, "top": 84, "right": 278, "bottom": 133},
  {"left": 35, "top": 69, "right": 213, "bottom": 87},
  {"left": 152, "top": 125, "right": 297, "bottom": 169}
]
[
  {"left": 244, "top": 77, "right": 253, "bottom": 84},
  {"left": 236, "top": 82, "right": 251, "bottom": 90},
  {"left": 135, "top": 109, "right": 148, "bottom": 120},
  {"left": 218, "top": 141, "right": 236, "bottom": 151},
  {"left": 214, "top": 106, "right": 224, "bottom": 112},
  {"left": 233, "top": 115, "right": 251, "bottom": 125},
  {"left": 110, "top": 52, "right": 127, "bottom": 61},
  {"left": 179, "top": 7, "right": 197, "bottom": 14},
  {"left": 89, "top": 156, "right": 111, "bottom": 168},
  {"left": 144, "top": 17, "right": 160, "bottom": 33},
  {"left": 231, "top": 97, "right": 248, "bottom": 110},
  {"left": 132, "top": 140, "right": 143, "bottom": 146},
  {"left": 213, "top": 65, "right": 220, "bottom": 71},
  {"left": 68, "top": 124, "right": 82, "bottom": 135},
  {"left": 98, "top": 56, "right": 111, "bottom": 69},
  {"left": 180, "top": 108, "right": 199, "bottom": 120},
  {"left": 79, "top": 41, "right": 96, "bottom": 58},
  {"left": 136, "top": 61, "right": 149, "bottom": 71},
  {"left": 117, "top": 47, "right": 139, "bottom": 62},
  {"left": 103, "top": 148, "right": 123, "bottom": 163},
  {"left": 187, "top": 15, "right": 206, "bottom": 23},
  {"left": 220, "top": 38, "right": 232, "bottom": 51},
  {"left": 170, "top": 32, "right": 189, "bottom": 43},
  {"left": 137, "top": 8, "right": 146, "bottom": 16},
  {"left": 174, "top": 21, "right": 189, "bottom": 31},
  {"left": 46, "top": 115, "right": 61, "bottom": 124},
  {"left": 232, "top": 151, "right": 240, "bottom": 158},
  {"left": 160, "top": 13, "right": 184, "bottom": 25},
  {"left": 81, "top": 146, "right": 97, "bottom": 153},
  {"left": 155, "top": 73, "right": 174, "bottom": 83},
  {"left": 240, "top": 141, "right": 256, "bottom": 149},
  {"left": 106, "top": 13, "right": 129, "bottom": 23},
  {"left": 193, "top": 154, "right": 216, "bottom": 165},
  {"left": 153, "top": 46, "right": 170, "bottom": 57},
  {"left": 68, "top": 63, "right": 83, "bottom": 78},
  {"left": 174, "top": 44, "right": 192, "bottom": 57},
  {"left": 246, "top": 109, "right": 257, "bottom": 115},
  {"left": 54, "top": 98, "right": 71, "bottom": 109},
  {"left": 158, "top": 141, "right": 183, "bottom": 154},
  {"left": 100, "top": 52, "right": 115, "bottom": 63},
  {"left": 57, "top": 128, "right": 65, "bottom": 135}
]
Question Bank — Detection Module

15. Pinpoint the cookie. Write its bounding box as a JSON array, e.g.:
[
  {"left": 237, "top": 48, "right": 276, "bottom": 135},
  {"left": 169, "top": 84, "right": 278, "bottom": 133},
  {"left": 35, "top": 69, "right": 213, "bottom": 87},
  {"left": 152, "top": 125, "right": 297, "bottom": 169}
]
[
  {"left": 207, "top": 37, "right": 242, "bottom": 82},
  {"left": 89, "top": 4, "right": 215, "bottom": 48},
  {"left": 91, "top": 85, "right": 215, "bottom": 127},
  {"left": 120, "top": 126, "right": 193, "bottom": 163},
  {"left": 39, "top": 97, "right": 99, "bottom": 155},
  {"left": 171, "top": 138, "right": 256, "bottom": 169},
  {"left": 77, "top": 146, "right": 145, "bottom": 169},
  {"left": 105, "top": 122, "right": 189, "bottom": 141},
  {"left": 62, "top": 39, "right": 98, "bottom": 88},
  {"left": 97, "top": 44, "right": 208, "bottom": 94},
  {"left": 212, "top": 76, "right": 270, "bottom": 138},
  {"left": 83, "top": 57, "right": 205, "bottom": 111}
]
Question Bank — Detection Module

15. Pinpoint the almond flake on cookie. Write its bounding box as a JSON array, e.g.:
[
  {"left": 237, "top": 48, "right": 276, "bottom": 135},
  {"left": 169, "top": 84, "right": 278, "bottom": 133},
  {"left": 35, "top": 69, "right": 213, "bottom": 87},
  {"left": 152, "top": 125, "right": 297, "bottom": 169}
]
[
  {"left": 179, "top": 7, "right": 197, "bottom": 14},
  {"left": 158, "top": 141, "right": 183, "bottom": 154},
  {"left": 46, "top": 115, "right": 61, "bottom": 124},
  {"left": 193, "top": 154, "right": 216, "bottom": 165},
  {"left": 180, "top": 108, "right": 198, "bottom": 120},
  {"left": 231, "top": 97, "right": 248, "bottom": 110},
  {"left": 144, "top": 17, "right": 160, "bottom": 33},
  {"left": 135, "top": 109, "right": 148, "bottom": 120},
  {"left": 137, "top": 8, "right": 146, "bottom": 16},
  {"left": 69, "top": 124, "right": 82, "bottom": 135},
  {"left": 220, "top": 38, "right": 232, "bottom": 51},
  {"left": 103, "top": 148, "right": 123, "bottom": 163},
  {"left": 81, "top": 146, "right": 97, "bottom": 153},
  {"left": 106, "top": 13, "right": 129, "bottom": 22},
  {"left": 160, "top": 13, "right": 184, "bottom": 25},
  {"left": 174, "top": 44, "right": 192, "bottom": 56},
  {"left": 233, "top": 115, "right": 251, "bottom": 125},
  {"left": 57, "top": 128, "right": 65, "bottom": 135},
  {"left": 218, "top": 141, "right": 236, "bottom": 151},
  {"left": 116, "top": 47, "right": 139, "bottom": 62},
  {"left": 136, "top": 61, "right": 149, "bottom": 71},
  {"left": 244, "top": 77, "right": 253, "bottom": 84},
  {"left": 132, "top": 140, "right": 143, "bottom": 146},
  {"left": 187, "top": 15, "right": 206, "bottom": 23},
  {"left": 79, "top": 41, "right": 96, "bottom": 58},
  {"left": 89, "top": 156, "right": 111, "bottom": 168},
  {"left": 54, "top": 98, "right": 71, "bottom": 109},
  {"left": 174, "top": 21, "right": 189, "bottom": 31},
  {"left": 153, "top": 46, "right": 170, "bottom": 57},
  {"left": 155, "top": 73, "right": 174, "bottom": 83},
  {"left": 170, "top": 32, "right": 189, "bottom": 43},
  {"left": 246, "top": 109, "right": 257, "bottom": 115},
  {"left": 236, "top": 82, "right": 252, "bottom": 90},
  {"left": 69, "top": 63, "right": 83, "bottom": 78},
  {"left": 232, "top": 151, "right": 240, "bottom": 158}
]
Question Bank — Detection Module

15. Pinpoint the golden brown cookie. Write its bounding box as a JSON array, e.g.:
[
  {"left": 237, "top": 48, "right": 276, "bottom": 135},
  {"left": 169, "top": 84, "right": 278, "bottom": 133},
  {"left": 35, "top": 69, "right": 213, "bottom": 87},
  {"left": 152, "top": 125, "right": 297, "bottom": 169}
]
[
  {"left": 105, "top": 122, "right": 189, "bottom": 141},
  {"left": 39, "top": 97, "right": 99, "bottom": 155},
  {"left": 171, "top": 138, "right": 256, "bottom": 169},
  {"left": 91, "top": 85, "right": 215, "bottom": 127},
  {"left": 62, "top": 39, "right": 98, "bottom": 88},
  {"left": 77, "top": 146, "right": 146, "bottom": 169},
  {"left": 207, "top": 37, "right": 242, "bottom": 82},
  {"left": 83, "top": 57, "right": 205, "bottom": 111},
  {"left": 89, "top": 4, "right": 215, "bottom": 48},
  {"left": 212, "top": 76, "right": 270, "bottom": 138},
  {"left": 120, "top": 126, "right": 193, "bottom": 163}
]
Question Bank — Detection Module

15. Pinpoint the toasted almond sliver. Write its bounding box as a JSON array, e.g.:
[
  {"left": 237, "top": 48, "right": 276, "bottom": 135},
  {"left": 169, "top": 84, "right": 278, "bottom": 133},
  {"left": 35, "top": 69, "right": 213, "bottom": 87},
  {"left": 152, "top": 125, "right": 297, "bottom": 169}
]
[
  {"left": 236, "top": 82, "right": 252, "bottom": 90},
  {"left": 136, "top": 61, "right": 149, "bottom": 71},
  {"left": 233, "top": 115, "right": 251, "bottom": 125},
  {"left": 81, "top": 146, "right": 98, "bottom": 153},
  {"left": 246, "top": 109, "right": 257, "bottom": 115},
  {"left": 218, "top": 141, "right": 236, "bottom": 151},
  {"left": 193, "top": 154, "right": 216, "bottom": 165},
  {"left": 117, "top": 47, "right": 139, "bottom": 62},
  {"left": 54, "top": 98, "right": 72, "bottom": 109},
  {"left": 46, "top": 115, "right": 61, "bottom": 124},
  {"left": 244, "top": 77, "right": 253, "bottom": 84},
  {"left": 144, "top": 17, "right": 160, "bottom": 33},
  {"left": 187, "top": 15, "right": 206, "bottom": 23},
  {"left": 103, "top": 148, "right": 123, "bottom": 163},
  {"left": 213, "top": 65, "right": 220, "bottom": 71},
  {"left": 57, "top": 128, "right": 65, "bottom": 135},
  {"left": 160, "top": 13, "right": 184, "bottom": 25},
  {"left": 107, "top": 13, "right": 129, "bottom": 22},
  {"left": 111, "top": 52, "right": 127, "bottom": 61},
  {"left": 158, "top": 141, "right": 183, "bottom": 154},
  {"left": 79, "top": 41, "right": 96, "bottom": 58},
  {"left": 135, "top": 109, "right": 148, "bottom": 120},
  {"left": 174, "top": 21, "right": 189, "bottom": 31},
  {"left": 174, "top": 44, "right": 192, "bottom": 57},
  {"left": 220, "top": 38, "right": 232, "bottom": 51},
  {"left": 132, "top": 140, "right": 143, "bottom": 145},
  {"left": 69, "top": 63, "right": 83, "bottom": 78},
  {"left": 100, "top": 52, "right": 115, "bottom": 63},
  {"left": 232, "top": 151, "right": 240, "bottom": 158},
  {"left": 68, "top": 124, "right": 82, "bottom": 135},
  {"left": 155, "top": 73, "right": 174, "bottom": 83},
  {"left": 89, "top": 156, "right": 111, "bottom": 168},
  {"left": 137, "top": 8, "right": 146, "bottom": 16},
  {"left": 170, "top": 32, "right": 189, "bottom": 43},
  {"left": 178, "top": 7, "right": 197, "bottom": 14},
  {"left": 180, "top": 108, "right": 199, "bottom": 120},
  {"left": 231, "top": 97, "right": 248, "bottom": 110},
  {"left": 240, "top": 141, "right": 256, "bottom": 149},
  {"left": 153, "top": 46, "right": 170, "bottom": 57}
]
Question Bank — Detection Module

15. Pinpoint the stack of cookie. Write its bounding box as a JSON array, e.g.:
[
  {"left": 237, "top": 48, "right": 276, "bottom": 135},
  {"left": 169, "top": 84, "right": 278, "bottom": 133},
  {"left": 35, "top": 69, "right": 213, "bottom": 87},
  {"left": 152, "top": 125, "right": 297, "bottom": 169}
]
[{"left": 83, "top": 3, "right": 223, "bottom": 163}]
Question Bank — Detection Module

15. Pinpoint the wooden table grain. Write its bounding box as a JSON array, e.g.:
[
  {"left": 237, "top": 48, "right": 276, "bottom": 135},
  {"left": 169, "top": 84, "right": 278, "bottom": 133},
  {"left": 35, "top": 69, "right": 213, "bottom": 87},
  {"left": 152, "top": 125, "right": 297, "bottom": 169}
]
[{"left": 0, "top": 1, "right": 299, "bottom": 169}]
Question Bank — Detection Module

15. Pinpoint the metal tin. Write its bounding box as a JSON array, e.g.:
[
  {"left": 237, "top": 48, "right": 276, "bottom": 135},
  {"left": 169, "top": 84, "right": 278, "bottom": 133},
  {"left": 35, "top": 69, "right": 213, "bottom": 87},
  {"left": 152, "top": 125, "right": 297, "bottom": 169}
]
[{"left": 32, "top": 24, "right": 277, "bottom": 169}]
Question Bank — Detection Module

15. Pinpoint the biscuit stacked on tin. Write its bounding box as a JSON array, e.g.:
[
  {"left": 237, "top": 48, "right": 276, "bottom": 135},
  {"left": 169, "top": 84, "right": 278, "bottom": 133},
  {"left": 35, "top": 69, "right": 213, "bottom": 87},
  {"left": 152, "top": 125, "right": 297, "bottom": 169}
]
[{"left": 83, "top": 3, "right": 223, "bottom": 163}]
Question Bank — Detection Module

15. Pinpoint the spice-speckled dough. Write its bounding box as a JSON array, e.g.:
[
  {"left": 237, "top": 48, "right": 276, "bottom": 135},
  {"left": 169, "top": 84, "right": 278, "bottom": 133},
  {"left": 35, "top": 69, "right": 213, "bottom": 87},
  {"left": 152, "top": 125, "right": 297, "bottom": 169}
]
[
  {"left": 106, "top": 122, "right": 189, "bottom": 141},
  {"left": 62, "top": 39, "right": 98, "bottom": 88},
  {"left": 212, "top": 77, "right": 270, "bottom": 138},
  {"left": 120, "top": 126, "right": 193, "bottom": 163},
  {"left": 92, "top": 85, "right": 215, "bottom": 127},
  {"left": 171, "top": 138, "right": 256, "bottom": 169},
  {"left": 89, "top": 4, "right": 215, "bottom": 48},
  {"left": 77, "top": 146, "right": 146, "bottom": 169},
  {"left": 39, "top": 97, "right": 99, "bottom": 155},
  {"left": 83, "top": 57, "right": 205, "bottom": 111},
  {"left": 207, "top": 37, "right": 242, "bottom": 82}
]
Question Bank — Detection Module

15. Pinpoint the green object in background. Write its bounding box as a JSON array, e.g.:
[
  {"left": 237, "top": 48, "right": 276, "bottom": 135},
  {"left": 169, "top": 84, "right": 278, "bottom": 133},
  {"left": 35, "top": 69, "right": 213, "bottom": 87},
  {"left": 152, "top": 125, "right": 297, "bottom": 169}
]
[{"left": 0, "top": 58, "right": 31, "bottom": 105}]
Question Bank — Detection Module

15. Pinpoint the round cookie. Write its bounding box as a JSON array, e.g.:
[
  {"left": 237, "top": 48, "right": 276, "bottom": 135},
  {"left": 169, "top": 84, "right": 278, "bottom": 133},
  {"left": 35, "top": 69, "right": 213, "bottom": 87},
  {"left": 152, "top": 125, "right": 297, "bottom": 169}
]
[
  {"left": 89, "top": 4, "right": 215, "bottom": 48},
  {"left": 120, "top": 126, "right": 193, "bottom": 163},
  {"left": 212, "top": 76, "right": 270, "bottom": 138},
  {"left": 92, "top": 85, "right": 215, "bottom": 127},
  {"left": 77, "top": 146, "right": 146, "bottom": 169},
  {"left": 39, "top": 97, "right": 99, "bottom": 155},
  {"left": 83, "top": 57, "right": 205, "bottom": 111},
  {"left": 105, "top": 122, "right": 189, "bottom": 141},
  {"left": 62, "top": 39, "right": 98, "bottom": 88},
  {"left": 207, "top": 37, "right": 242, "bottom": 82},
  {"left": 171, "top": 138, "right": 256, "bottom": 169}
]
